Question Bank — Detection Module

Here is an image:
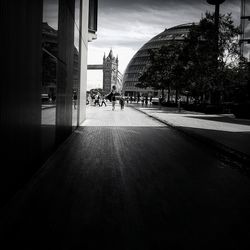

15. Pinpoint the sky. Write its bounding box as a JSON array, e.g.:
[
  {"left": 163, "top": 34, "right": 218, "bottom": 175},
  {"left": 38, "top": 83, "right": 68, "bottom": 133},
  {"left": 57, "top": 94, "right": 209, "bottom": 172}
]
[
  {"left": 87, "top": 0, "right": 241, "bottom": 90},
  {"left": 42, "top": 0, "right": 242, "bottom": 90}
]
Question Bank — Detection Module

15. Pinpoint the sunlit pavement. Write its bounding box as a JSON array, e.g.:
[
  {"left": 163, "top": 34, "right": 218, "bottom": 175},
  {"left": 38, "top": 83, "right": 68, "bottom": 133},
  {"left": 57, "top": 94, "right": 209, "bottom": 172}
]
[
  {"left": 83, "top": 102, "right": 164, "bottom": 127},
  {"left": 131, "top": 103, "right": 250, "bottom": 159},
  {"left": 1, "top": 102, "right": 250, "bottom": 249}
]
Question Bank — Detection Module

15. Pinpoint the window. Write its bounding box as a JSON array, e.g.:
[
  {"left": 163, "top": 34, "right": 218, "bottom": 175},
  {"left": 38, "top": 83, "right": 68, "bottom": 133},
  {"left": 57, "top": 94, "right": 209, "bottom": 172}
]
[{"left": 89, "top": 0, "right": 98, "bottom": 32}]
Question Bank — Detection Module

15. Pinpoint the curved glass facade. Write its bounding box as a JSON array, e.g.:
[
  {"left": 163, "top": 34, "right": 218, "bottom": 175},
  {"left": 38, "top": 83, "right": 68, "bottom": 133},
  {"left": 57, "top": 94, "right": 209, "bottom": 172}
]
[{"left": 123, "top": 23, "right": 194, "bottom": 96}]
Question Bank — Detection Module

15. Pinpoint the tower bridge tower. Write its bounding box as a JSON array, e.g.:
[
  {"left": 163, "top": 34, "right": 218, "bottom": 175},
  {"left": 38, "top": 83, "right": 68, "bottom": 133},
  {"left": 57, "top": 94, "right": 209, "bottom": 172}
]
[
  {"left": 103, "top": 49, "right": 119, "bottom": 94},
  {"left": 87, "top": 49, "right": 123, "bottom": 94}
]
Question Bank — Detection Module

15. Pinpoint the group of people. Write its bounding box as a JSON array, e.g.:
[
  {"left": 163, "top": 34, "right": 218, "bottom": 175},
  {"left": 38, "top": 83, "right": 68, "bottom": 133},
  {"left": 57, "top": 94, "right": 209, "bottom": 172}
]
[
  {"left": 87, "top": 86, "right": 125, "bottom": 111},
  {"left": 94, "top": 95, "right": 107, "bottom": 107},
  {"left": 87, "top": 88, "right": 156, "bottom": 111},
  {"left": 124, "top": 95, "right": 153, "bottom": 106},
  {"left": 139, "top": 96, "right": 152, "bottom": 106},
  {"left": 87, "top": 94, "right": 107, "bottom": 107}
]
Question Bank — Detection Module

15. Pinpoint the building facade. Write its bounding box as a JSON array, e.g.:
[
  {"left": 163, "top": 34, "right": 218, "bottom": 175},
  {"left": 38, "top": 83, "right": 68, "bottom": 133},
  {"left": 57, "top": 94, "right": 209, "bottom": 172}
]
[
  {"left": 122, "top": 23, "right": 193, "bottom": 97},
  {"left": 103, "top": 50, "right": 119, "bottom": 94},
  {"left": 1, "top": 0, "right": 98, "bottom": 205},
  {"left": 240, "top": 0, "right": 250, "bottom": 61}
]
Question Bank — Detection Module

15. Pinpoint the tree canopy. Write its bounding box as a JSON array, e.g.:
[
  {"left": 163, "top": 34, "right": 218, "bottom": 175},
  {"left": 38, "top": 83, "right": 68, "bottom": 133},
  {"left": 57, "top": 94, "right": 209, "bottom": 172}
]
[
  {"left": 137, "top": 42, "right": 186, "bottom": 101},
  {"left": 137, "top": 12, "right": 247, "bottom": 105}
]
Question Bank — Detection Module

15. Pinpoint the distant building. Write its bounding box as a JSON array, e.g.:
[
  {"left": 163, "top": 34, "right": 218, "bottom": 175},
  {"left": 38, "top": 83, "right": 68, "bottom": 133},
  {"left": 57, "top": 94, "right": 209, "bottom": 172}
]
[
  {"left": 116, "top": 71, "right": 123, "bottom": 94},
  {"left": 123, "top": 23, "right": 193, "bottom": 97},
  {"left": 42, "top": 22, "right": 79, "bottom": 98},
  {"left": 103, "top": 49, "right": 119, "bottom": 94},
  {"left": 240, "top": 0, "right": 250, "bottom": 61}
]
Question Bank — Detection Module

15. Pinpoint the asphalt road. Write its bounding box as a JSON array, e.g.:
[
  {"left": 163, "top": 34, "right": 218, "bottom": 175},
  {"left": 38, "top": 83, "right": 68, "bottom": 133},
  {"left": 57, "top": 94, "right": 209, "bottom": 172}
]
[{"left": 1, "top": 105, "right": 250, "bottom": 249}]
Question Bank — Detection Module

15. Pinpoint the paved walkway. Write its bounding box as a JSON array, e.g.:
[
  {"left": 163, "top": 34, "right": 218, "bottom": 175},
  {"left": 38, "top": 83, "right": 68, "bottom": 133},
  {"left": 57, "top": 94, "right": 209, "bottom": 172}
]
[
  {"left": 1, "top": 104, "right": 250, "bottom": 249},
  {"left": 131, "top": 103, "right": 250, "bottom": 161},
  {"left": 83, "top": 103, "right": 164, "bottom": 127}
]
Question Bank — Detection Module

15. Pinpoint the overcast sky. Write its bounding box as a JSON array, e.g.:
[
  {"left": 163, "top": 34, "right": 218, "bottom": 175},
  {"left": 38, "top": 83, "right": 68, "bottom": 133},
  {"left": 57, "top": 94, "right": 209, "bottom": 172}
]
[{"left": 88, "top": 0, "right": 241, "bottom": 90}]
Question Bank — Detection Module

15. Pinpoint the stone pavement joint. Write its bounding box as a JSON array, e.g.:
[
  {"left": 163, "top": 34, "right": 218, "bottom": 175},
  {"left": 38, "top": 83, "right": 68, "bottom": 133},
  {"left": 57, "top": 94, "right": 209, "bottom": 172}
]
[{"left": 130, "top": 104, "right": 250, "bottom": 168}]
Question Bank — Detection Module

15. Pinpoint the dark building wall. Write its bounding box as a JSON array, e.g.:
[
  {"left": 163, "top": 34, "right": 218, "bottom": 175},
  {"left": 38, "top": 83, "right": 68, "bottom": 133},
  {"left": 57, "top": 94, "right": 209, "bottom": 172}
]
[
  {"left": 1, "top": 0, "right": 43, "bottom": 205},
  {"left": 0, "top": 0, "right": 81, "bottom": 207},
  {"left": 56, "top": 0, "right": 75, "bottom": 145}
]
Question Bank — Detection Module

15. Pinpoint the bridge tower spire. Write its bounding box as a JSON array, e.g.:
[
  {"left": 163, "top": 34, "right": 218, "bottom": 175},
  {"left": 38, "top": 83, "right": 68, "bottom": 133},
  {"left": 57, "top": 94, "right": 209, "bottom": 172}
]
[{"left": 103, "top": 49, "right": 119, "bottom": 94}]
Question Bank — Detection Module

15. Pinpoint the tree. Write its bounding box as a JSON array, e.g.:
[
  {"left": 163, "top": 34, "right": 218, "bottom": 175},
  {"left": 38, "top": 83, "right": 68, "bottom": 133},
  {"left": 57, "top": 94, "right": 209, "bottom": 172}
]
[
  {"left": 183, "top": 12, "right": 241, "bottom": 104},
  {"left": 225, "top": 58, "right": 250, "bottom": 103},
  {"left": 137, "top": 12, "right": 244, "bottom": 107},
  {"left": 137, "top": 42, "right": 186, "bottom": 103}
]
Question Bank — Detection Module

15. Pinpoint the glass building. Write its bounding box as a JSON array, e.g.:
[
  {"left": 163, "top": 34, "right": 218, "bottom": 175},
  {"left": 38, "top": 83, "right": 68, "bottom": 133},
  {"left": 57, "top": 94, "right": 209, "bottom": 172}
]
[
  {"left": 1, "top": 0, "right": 98, "bottom": 204},
  {"left": 123, "top": 23, "right": 194, "bottom": 97},
  {"left": 240, "top": 0, "right": 250, "bottom": 61}
]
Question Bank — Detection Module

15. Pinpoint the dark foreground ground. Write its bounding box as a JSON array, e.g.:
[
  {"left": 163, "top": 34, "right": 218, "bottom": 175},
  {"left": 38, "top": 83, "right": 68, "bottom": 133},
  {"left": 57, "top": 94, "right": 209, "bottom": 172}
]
[{"left": 1, "top": 105, "right": 250, "bottom": 249}]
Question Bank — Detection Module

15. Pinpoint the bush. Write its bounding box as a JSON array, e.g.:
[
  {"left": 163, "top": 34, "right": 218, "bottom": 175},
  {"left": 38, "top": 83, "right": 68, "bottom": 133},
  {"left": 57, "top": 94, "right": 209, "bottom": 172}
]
[
  {"left": 161, "top": 101, "right": 177, "bottom": 107},
  {"left": 232, "top": 102, "right": 250, "bottom": 119},
  {"left": 182, "top": 103, "right": 226, "bottom": 114}
]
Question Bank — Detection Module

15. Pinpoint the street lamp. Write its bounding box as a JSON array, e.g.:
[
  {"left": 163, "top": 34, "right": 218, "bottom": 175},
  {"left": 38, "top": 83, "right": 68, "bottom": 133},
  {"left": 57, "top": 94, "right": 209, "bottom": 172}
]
[{"left": 206, "top": 0, "right": 225, "bottom": 59}]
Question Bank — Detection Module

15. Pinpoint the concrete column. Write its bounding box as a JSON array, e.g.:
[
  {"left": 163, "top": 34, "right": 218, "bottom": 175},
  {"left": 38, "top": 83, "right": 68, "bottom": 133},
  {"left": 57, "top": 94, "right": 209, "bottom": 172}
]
[
  {"left": 79, "top": 0, "right": 89, "bottom": 124},
  {"left": 56, "top": 0, "right": 75, "bottom": 144}
]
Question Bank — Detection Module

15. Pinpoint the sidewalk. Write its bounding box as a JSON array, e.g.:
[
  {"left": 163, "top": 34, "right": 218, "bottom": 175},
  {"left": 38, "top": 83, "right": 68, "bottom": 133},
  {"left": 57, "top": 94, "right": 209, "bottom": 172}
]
[
  {"left": 130, "top": 103, "right": 250, "bottom": 164},
  {"left": 2, "top": 103, "right": 250, "bottom": 249}
]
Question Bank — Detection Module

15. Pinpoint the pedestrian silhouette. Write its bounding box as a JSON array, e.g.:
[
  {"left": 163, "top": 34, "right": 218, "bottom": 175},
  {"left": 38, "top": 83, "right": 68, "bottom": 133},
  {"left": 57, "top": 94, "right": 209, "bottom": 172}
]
[
  {"left": 149, "top": 96, "right": 152, "bottom": 105},
  {"left": 145, "top": 96, "right": 148, "bottom": 106},
  {"left": 119, "top": 96, "right": 125, "bottom": 110},
  {"left": 106, "top": 85, "right": 117, "bottom": 111},
  {"left": 141, "top": 97, "right": 145, "bottom": 106},
  {"left": 73, "top": 92, "right": 77, "bottom": 109},
  {"left": 100, "top": 96, "right": 107, "bottom": 107}
]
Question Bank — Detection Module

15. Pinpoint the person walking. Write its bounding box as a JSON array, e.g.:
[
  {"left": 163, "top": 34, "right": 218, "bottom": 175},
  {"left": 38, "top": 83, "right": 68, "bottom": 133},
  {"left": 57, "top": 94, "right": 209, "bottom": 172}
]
[
  {"left": 119, "top": 96, "right": 125, "bottom": 110},
  {"left": 91, "top": 95, "right": 95, "bottom": 105},
  {"left": 141, "top": 96, "right": 145, "bottom": 106},
  {"left": 110, "top": 85, "right": 117, "bottom": 111},
  {"left": 87, "top": 94, "right": 91, "bottom": 105},
  {"left": 130, "top": 96, "right": 133, "bottom": 104},
  {"left": 149, "top": 96, "right": 152, "bottom": 105},
  {"left": 145, "top": 95, "right": 148, "bottom": 106},
  {"left": 100, "top": 96, "right": 107, "bottom": 107},
  {"left": 137, "top": 95, "right": 140, "bottom": 104},
  {"left": 94, "top": 94, "right": 101, "bottom": 106},
  {"left": 73, "top": 91, "right": 77, "bottom": 109}
]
